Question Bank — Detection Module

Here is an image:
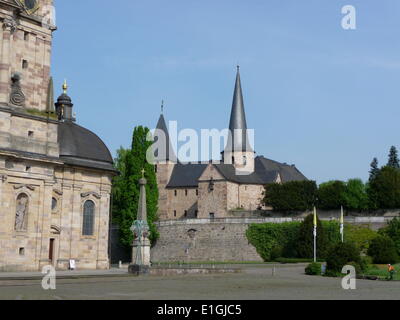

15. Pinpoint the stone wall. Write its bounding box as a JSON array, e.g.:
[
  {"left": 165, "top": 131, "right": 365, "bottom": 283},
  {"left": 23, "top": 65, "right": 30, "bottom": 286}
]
[
  {"left": 167, "top": 187, "right": 198, "bottom": 219},
  {"left": 151, "top": 219, "right": 264, "bottom": 263},
  {"left": 0, "top": 2, "right": 53, "bottom": 110},
  {"left": 227, "top": 182, "right": 264, "bottom": 211},
  {"left": 151, "top": 213, "right": 400, "bottom": 263}
]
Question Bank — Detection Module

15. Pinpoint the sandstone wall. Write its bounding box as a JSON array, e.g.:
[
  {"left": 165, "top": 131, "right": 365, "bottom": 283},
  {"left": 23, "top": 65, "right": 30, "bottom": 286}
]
[
  {"left": 151, "top": 219, "right": 263, "bottom": 263},
  {"left": 0, "top": 4, "right": 53, "bottom": 110},
  {"left": 0, "top": 151, "right": 112, "bottom": 272}
]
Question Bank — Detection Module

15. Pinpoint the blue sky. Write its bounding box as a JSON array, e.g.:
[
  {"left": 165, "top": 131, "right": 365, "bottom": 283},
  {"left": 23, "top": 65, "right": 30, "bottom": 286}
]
[{"left": 52, "top": 0, "right": 400, "bottom": 183}]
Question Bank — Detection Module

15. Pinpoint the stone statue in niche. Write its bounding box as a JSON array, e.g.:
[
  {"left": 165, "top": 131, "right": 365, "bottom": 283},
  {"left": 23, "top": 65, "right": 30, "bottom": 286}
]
[
  {"left": 15, "top": 194, "right": 29, "bottom": 231},
  {"left": 10, "top": 73, "right": 26, "bottom": 107}
]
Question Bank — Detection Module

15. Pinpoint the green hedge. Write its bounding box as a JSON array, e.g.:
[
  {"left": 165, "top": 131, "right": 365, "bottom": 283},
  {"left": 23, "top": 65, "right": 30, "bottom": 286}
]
[
  {"left": 263, "top": 181, "right": 317, "bottom": 211},
  {"left": 246, "top": 222, "right": 300, "bottom": 261},
  {"left": 305, "top": 263, "right": 322, "bottom": 275},
  {"left": 246, "top": 220, "right": 341, "bottom": 262}
]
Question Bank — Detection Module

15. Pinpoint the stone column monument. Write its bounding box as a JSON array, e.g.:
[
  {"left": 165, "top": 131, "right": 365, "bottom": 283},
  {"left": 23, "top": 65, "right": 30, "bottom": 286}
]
[{"left": 128, "top": 169, "right": 151, "bottom": 275}]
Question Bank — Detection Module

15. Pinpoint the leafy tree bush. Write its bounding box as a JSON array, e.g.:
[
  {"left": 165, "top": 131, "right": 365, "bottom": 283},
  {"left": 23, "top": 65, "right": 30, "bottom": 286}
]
[
  {"left": 367, "top": 235, "right": 399, "bottom": 264},
  {"left": 322, "top": 220, "right": 341, "bottom": 245},
  {"left": 112, "top": 126, "right": 159, "bottom": 249},
  {"left": 344, "top": 225, "right": 378, "bottom": 253},
  {"left": 296, "top": 214, "right": 330, "bottom": 259},
  {"left": 263, "top": 181, "right": 317, "bottom": 211},
  {"left": 343, "top": 179, "right": 369, "bottom": 211},
  {"left": 112, "top": 147, "right": 130, "bottom": 223},
  {"left": 317, "top": 181, "right": 346, "bottom": 210},
  {"left": 326, "top": 242, "right": 361, "bottom": 273},
  {"left": 380, "top": 217, "right": 400, "bottom": 257},
  {"left": 368, "top": 166, "right": 400, "bottom": 209},
  {"left": 246, "top": 222, "right": 300, "bottom": 261},
  {"left": 305, "top": 262, "right": 322, "bottom": 275},
  {"left": 270, "top": 245, "right": 283, "bottom": 261}
]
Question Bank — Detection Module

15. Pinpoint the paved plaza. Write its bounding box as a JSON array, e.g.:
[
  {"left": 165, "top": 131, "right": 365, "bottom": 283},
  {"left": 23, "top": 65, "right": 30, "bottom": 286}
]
[{"left": 0, "top": 264, "right": 399, "bottom": 300}]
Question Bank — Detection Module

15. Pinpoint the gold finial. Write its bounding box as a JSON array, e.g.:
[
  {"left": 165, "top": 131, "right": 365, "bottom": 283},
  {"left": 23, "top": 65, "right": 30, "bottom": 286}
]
[
  {"left": 62, "top": 79, "right": 68, "bottom": 94},
  {"left": 141, "top": 168, "right": 145, "bottom": 178}
]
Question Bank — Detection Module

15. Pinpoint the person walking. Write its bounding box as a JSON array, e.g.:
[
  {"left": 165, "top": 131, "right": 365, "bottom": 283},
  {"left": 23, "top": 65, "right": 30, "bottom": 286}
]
[{"left": 387, "top": 264, "right": 395, "bottom": 281}]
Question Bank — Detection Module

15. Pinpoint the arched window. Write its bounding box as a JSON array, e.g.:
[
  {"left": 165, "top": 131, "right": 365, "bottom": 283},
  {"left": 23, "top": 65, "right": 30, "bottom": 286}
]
[
  {"left": 82, "top": 200, "right": 95, "bottom": 236},
  {"left": 15, "top": 193, "right": 29, "bottom": 231}
]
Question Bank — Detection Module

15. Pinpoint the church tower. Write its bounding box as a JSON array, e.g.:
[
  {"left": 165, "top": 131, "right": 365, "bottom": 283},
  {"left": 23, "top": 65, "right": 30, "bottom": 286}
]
[
  {"left": 0, "top": 0, "right": 55, "bottom": 110},
  {"left": 0, "top": 1, "right": 116, "bottom": 271},
  {"left": 222, "top": 67, "right": 255, "bottom": 173}
]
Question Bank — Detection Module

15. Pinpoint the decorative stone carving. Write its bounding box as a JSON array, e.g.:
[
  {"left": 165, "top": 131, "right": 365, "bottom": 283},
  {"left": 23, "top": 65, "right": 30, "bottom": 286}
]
[
  {"left": 3, "top": 17, "right": 18, "bottom": 33},
  {"left": 81, "top": 191, "right": 101, "bottom": 199},
  {"left": 0, "top": 175, "right": 7, "bottom": 182},
  {"left": 10, "top": 73, "right": 26, "bottom": 106},
  {"left": 54, "top": 189, "right": 63, "bottom": 196},
  {"left": 15, "top": 193, "right": 28, "bottom": 231},
  {"left": 14, "top": 184, "right": 35, "bottom": 191}
]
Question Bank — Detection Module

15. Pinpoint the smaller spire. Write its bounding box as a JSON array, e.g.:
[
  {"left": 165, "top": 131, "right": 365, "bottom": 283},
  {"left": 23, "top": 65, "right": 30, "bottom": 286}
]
[{"left": 62, "top": 79, "right": 68, "bottom": 94}]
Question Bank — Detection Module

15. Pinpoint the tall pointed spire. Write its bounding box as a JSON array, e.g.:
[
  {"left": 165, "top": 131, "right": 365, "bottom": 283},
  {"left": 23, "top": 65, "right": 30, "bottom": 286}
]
[
  {"left": 154, "top": 106, "right": 177, "bottom": 163},
  {"left": 224, "top": 66, "right": 252, "bottom": 153}
]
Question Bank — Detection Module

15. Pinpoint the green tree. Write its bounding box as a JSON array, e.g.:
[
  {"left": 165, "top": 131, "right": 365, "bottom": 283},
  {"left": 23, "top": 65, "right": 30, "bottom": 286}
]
[
  {"left": 114, "top": 126, "right": 159, "bottom": 250},
  {"left": 344, "top": 225, "right": 378, "bottom": 253},
  {"left": 343, "top": 179, "right": 369, "bottom": 211},
  {"left": 368, "top": 166, "right": 400, "bottom": 209},
  {"left": 296, "top": 214, "right": 329, "bottom": 259},
  {"left": 368, "top": 235, "right": 399, "bottom": 264},
  {"left": 263, "top": 180, "right": 317, "bottom": 211},
  {"left": 317, "top": 181, "right": 346, "bottom": 210},
  {"left": 369, "top": 158, "right": 380, "bottom": 182},
  {"left": 380, "top": 217, "right": 400, "bottom": 257},
  {"left": 326, "top": 242, "right": 361, "bottom": 274},
  {"left": 387, "top": 146, "right": 400, "bottom": 169},
  {"left": 112, "top": 147, "right": 130, "bottom": 224}
]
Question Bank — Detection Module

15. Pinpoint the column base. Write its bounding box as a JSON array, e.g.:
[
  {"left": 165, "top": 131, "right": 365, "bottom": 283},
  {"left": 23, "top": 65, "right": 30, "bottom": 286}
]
[{"left": 128, "top": 264, "right": 150, "bottom": 276}]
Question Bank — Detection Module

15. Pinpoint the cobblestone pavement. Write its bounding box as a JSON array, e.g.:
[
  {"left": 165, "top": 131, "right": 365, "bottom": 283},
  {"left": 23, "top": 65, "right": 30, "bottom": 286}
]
[{"left": 0, "top": 264, "right": 399, "bottom": 300}]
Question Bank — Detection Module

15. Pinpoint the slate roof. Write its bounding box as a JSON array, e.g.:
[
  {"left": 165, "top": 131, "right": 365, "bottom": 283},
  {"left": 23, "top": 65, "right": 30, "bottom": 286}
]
[
  {"left": 166, "top": 156, "right": 307, "bottom": 188},
  {"left": 167, "top": 163, "right": 208, "bottom": 188},
  {"left": 154, "top": 114, "right": 177, "bottom": 162},
  {"left": 58, "top": 121, "right": 116, "bottom": 172}
]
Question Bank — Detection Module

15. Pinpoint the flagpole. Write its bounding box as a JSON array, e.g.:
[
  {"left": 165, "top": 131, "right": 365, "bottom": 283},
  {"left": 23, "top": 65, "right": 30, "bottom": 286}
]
[
  {"left": 313, "top": 206, "right": 317, "bottom": 263},
  {"left": 340, "top": 206, "right": 344, "bottom": 243}
]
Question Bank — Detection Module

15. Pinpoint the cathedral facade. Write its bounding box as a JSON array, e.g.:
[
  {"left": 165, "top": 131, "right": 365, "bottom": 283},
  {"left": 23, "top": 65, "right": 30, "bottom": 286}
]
[
  {"left": 155, "top": 68, "right": 307, "bottom": 221},
  {"left": 0, "top": 0, "right": 116, "bottom": 271}
]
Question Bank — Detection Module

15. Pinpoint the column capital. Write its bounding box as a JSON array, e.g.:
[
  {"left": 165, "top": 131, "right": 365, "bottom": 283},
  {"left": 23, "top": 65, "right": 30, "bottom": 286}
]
[{"left": 2, "top": 17, "right": 18, "bottom": 33}]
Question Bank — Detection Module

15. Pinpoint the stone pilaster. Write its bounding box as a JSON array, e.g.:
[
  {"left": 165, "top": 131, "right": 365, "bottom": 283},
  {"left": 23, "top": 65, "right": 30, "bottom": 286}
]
[
  {"left": 38, "top": 180, "right": 54, "bottom": 269},
  {"left": 0, "top": 18, "right": 16, "bottom": 104},
  {"left": 96, "top": 190, "right": 110, "bottom": 269},
  {"left": 70, "top": 183, "right": 83, "bottom": 261}
]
